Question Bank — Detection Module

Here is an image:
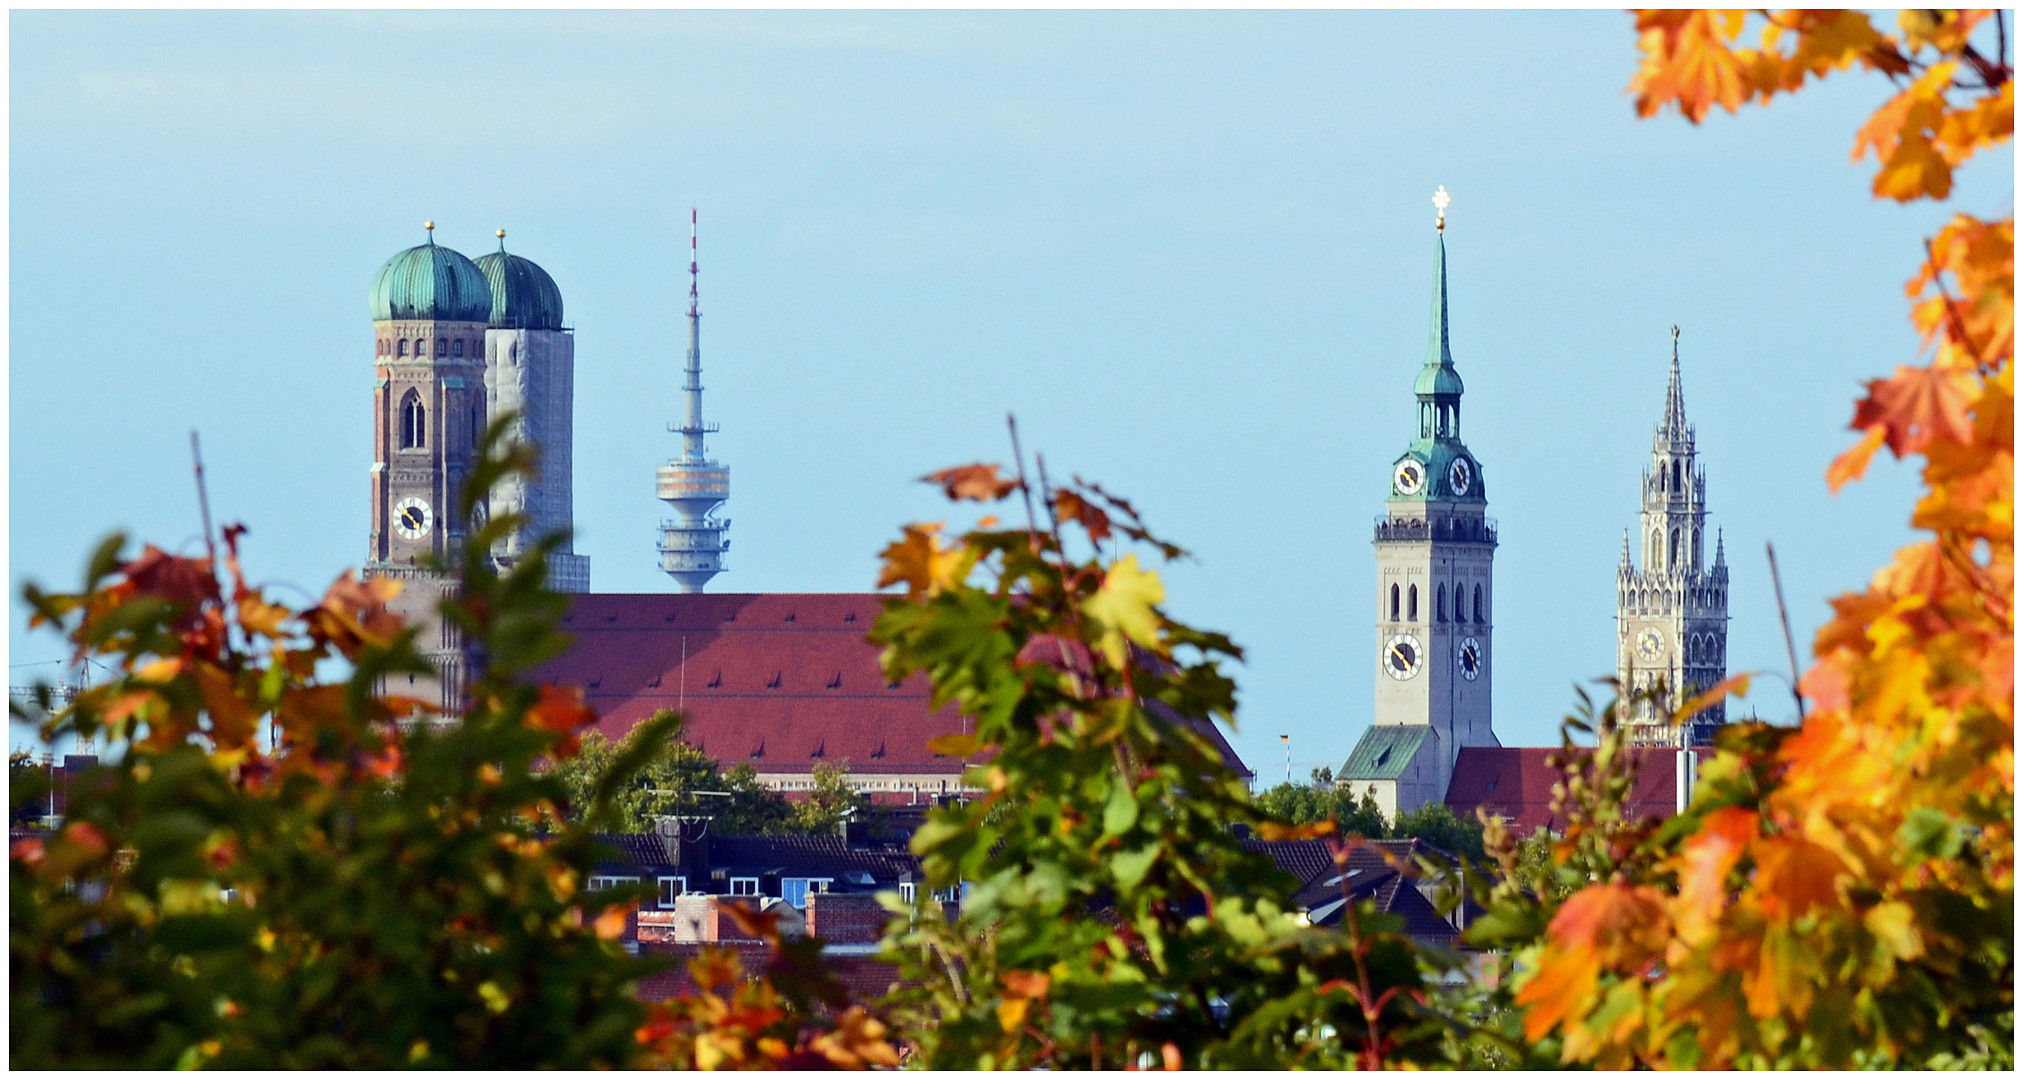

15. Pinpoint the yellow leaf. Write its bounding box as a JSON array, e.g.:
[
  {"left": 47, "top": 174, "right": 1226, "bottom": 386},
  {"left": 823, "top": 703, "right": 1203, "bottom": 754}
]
[
  {"left": 1674, "top": 672, "right": 1751, "bottom": 725},
  {"left": 876, "top": 523, "right": 969, "bottom": 600},
  {"left": 996, "top": 996, "right": 1029, "bottom": 1032},
  {"left": 1081, "top": 554, "right": 1165, "bottom": 669},
  {"left": 1864, "top": 900, "right": 1923, "bottom": 960},
  {"left": 477, "top": 980, "right": 511, "bottom": 1014}
]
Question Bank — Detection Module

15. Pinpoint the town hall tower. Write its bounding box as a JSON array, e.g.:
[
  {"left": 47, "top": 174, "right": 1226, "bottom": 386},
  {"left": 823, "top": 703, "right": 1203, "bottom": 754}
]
[{"left": 1617, "top": 328, "right": 1730, "bottom": 746}]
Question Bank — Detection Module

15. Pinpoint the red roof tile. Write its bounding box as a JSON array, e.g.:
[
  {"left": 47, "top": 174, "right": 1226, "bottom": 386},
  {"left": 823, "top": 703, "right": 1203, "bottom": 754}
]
[
  {"left": 530, "top": 592, "right": 1252, "bottom": 780},
  {"left": 1443, "top": 745, "right": 1709, "bottom": 834}
]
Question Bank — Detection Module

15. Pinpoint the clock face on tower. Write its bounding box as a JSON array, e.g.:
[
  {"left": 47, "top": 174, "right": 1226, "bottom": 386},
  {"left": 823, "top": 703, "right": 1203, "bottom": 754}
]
[
  {"left": 1393, "top": 458, "right": 1424, "bottom": 496},
  {"left": 1635, "top": 626, "right": 1666, "bottom": 662},
  {"left": 1383, "top": 632, "right": 1423, "bottom": 680},
  {"left": 1448, "top": 457, "right": 1473, "bottom": 496},
  {"left": 394, "top": 496, "right": 434, "bottom": 541},
  {"left": 1456, "top": 636, "right": 1483, "bottom": 681}
]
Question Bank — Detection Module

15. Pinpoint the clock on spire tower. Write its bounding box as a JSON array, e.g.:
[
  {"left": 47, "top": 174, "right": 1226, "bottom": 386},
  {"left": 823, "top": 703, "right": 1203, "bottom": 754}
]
[{"left": 1344, "top": 188, "right": 1501, "bottom": 819}]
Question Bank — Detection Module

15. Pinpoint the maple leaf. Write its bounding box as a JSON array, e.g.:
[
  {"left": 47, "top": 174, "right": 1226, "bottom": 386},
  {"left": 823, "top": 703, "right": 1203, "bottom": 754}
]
[
  {"left": 1849, "top": 364, "right": 1979, "bottom": 456},
  {"left": 922, "top": 462, "right": 1020, "bottom": 502},
  {"left": 1671, "top": 807, "right": 1758, "bottom": 939},
  {"left": 1630, "top": 9, "right": 1751, "bottom": 121},
  {"left": 1674, "top": 672, "right": 1751, "bottom": 725},
  {"left": 1054, "top": 489, "right": 1113, "bottom": 543},
  {"left": 876, "top": 522, "right": 968, "bottom": 599},
  {"left": 119, "top": 545, "right": 220, "bottom": 631},
  {"left": 1827, "top": 424, "right": 1888, "bottom": 492},
  {"left": 1750, "top": 836, "right": 1846, "bottom": 918},
  {"left": 1081, "top": 554, "right": 1166, "bottom": 669}
]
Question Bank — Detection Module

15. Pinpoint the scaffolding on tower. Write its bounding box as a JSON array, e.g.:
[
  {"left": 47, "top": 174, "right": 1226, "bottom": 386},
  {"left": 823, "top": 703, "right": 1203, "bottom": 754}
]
[{"left": 656, "top": 208, "right": 731, "bottom": 592}]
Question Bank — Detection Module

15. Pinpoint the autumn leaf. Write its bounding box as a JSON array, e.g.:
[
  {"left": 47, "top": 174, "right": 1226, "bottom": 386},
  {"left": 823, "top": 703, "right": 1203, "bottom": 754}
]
[
  {"left": 1670, "top": 807, "right": 1758, "bottom": 938},
  {"left": 1054, "top": 489, "right": 1113, "bottom": 543},
  {"left": 1750, "top": 836, "right": 1846, "bottom": 918},
  {"left": 876, "top": 522, "right": 969, "bottom": 599},
  {"left": 1849, "top": 364, "right": 1980, "bottom": 456},
  {"left": 1630, "top": 9, "right": 1751, "bottom": 122},
  {"left": 1081, "top": 554, "right": 1165, "bottom": 669},
  {"left": 1673, "top": 671, "right": 1751, "bottom": 725},
  {"left": 923, "top": 462, "right": 1020, "bottom": 502}
]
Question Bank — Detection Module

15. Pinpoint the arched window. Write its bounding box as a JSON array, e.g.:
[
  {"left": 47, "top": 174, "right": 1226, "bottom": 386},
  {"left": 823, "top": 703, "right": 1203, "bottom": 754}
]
[
  {"left": 1672, "top": 459, "right": 1682, "bottom": 491},
  {"left": 1670, "top": 527, "right": 1681, "bottom": 565},
  {"left": 452, "top": 339, "right": 464, "bottom": 358},
  {"left": 1650, "top": 530, "right": 1662, "bottom": 569},
  {"left": 397, "top": 339, "right": 409, "bottom": 357},
  {"left": 1473, "top": 584, "right": 1484, "bottom": 623},
  {"left": 1389, "top": 583, "right": 1400, "bottom": 621},
  {"left": 399, "top": 389, "right": 426, "bottom": 450},
  {"left": 1407, "top": 584, "right": 1419, "bottom": 622},
  {"left": 1436, "top": 584, "right": 1447, "bottom": 623},
  {"left": 471, "top": 402, "right": 485, "bottom": 452},
  {"left": 1692, "top": 528, "right": 1702, "bottom": 567}
]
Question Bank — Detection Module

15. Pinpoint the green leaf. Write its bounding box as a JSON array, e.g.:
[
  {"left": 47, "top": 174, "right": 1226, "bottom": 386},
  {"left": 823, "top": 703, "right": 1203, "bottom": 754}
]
[
  {"left": 1111, "top": 844, "right": 1159, "bottom": 889},
  {"left": 1101, "top": 780, "right": 1141, "bottom": 838}
]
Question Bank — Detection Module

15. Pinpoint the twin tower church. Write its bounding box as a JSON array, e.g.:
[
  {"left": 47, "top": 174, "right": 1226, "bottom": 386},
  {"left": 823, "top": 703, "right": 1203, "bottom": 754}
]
[{"left": 357, "top": 195, "right": 1732, "bottom": 810}]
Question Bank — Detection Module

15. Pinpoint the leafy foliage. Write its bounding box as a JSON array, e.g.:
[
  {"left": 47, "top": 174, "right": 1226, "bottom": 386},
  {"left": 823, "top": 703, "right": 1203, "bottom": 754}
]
[
  {"left": 868, "top": 460, "right": 1459, "bottom": 1068},
  {"left": 1478, "top": 11, "right": 2015, "bottom": 1068},
  {"left": 1252, "top": 780, "right": 1389, "bottom": 839},
  {"left": 9, "top": 422, "right": 672, "bottom": 1068},
  {"left": 540, "top": 721, "right": 869, "bottom": 836}
]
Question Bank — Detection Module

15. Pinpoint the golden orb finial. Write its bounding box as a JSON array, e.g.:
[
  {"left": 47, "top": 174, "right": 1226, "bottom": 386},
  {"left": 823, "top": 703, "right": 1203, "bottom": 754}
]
[
  {"left": 496, "top": 228, "right": 506, "bottom": 239},
  {"left": 424, "top": 220, "right": 434, "bottom": 231}
]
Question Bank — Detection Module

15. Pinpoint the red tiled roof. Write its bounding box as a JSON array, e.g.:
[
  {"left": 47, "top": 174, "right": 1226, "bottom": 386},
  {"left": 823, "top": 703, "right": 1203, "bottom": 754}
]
[
  {"left": 529, "top": 592, "right": 1251, "bottom": 780},
  {"left": 529, "top": 593, "right": 973, "bottom": 776},
  {"left": 1444, "top": 746, "right": 1709, "bottom": 834}
]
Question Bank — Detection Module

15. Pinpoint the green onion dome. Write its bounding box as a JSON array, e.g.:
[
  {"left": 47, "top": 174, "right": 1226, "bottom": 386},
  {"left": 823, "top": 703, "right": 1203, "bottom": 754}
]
[
  {"left": 473, "top": 239, "right": 565, "bottom": 331},
  {"left": 369, "top": 232, "right": 492, "bottom": 323}
]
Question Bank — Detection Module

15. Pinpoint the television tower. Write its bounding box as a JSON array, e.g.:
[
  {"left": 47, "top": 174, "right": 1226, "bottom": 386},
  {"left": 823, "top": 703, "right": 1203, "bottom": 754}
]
[{"left": 656, "top": 209, "right": 731, "bottom": 592}]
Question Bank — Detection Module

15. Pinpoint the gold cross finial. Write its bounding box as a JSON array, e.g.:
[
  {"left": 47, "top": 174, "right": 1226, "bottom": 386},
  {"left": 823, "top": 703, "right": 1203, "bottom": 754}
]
[{"left": 1432, "top": 186, "right": 1451, "bottom": 232}]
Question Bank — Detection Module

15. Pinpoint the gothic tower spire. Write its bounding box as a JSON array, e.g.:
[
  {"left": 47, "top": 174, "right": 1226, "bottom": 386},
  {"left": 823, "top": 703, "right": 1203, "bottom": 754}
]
[
  {"left": 656, "top": 209, "right": 732, "bottom": 592},
  {"left": 1618, "top": 326, "right": 1730, "bottom": 747}
]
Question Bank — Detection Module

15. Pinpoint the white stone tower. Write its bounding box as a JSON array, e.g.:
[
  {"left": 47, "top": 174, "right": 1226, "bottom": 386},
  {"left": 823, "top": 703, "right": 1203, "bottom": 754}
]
[
  {"left": 1617, "top": 328, "right": 1730, "bottom": 747},
  {"left": 657, "top": 209, "right": 731, "bottom": 592},
  {"left": 1342, "top": 188, "right": 1500, "bottom": 819},
  {"left": 476, "top": 230, "right": 590, "bottom": 592}
]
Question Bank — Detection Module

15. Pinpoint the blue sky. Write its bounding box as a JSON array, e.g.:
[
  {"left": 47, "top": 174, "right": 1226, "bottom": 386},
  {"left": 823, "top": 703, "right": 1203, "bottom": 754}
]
[{"left": 9, "top": 10, "right": 2011, "bottom": 775}]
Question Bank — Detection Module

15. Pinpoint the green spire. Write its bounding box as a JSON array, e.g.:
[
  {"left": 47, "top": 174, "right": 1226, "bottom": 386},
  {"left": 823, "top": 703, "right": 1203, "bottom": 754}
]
[{"left": 1426, "top": 229, "right": 1451, "bottom": 369}]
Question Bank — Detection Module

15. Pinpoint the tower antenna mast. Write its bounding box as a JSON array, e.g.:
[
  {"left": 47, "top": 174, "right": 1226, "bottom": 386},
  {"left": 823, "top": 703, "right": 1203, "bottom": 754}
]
[{"left": 657, "top": 207, "right": 732, "bottom": 592}]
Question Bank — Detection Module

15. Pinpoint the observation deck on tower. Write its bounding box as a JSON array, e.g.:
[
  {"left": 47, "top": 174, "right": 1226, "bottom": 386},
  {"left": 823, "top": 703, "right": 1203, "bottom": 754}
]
[{"left": 657, "top": 209, "right": 731, "bottom": 593}]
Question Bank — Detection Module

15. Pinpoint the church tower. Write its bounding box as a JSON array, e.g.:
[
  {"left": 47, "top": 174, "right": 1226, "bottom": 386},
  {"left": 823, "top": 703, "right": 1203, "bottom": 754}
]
[
  {"left": 656, "top": 210, "right": 732, "bottom": 592},
  {"left": 1342, "top": 188, "right": 1499, "bottom": 819},
  {"left": 475, "top": 230, "right": 590, "bottom": 592},
  {"left": 365, "top": 223, "right": 492, "bottom": 711},
  {"left": 1617, "top": 328, "right": 1730, "bottom": 746}
]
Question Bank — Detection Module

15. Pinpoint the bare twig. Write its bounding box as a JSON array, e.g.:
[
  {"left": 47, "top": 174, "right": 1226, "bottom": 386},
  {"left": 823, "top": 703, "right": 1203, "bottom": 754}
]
[
  {"left": 1006, "top": 414, "right": 1041, "bottom": 553},
  {"left": 1765, "top": 543, "right": 1806, "bottom": 721},
  {"left": 190, "top": 430, "right": 217, "bottom": 567}
]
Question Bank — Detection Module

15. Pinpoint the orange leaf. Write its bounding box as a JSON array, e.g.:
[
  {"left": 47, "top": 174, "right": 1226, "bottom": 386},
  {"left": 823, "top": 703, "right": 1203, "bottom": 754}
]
[
  {"left": 1672, "top": 807, "right": 1758, "bottom": 936},
  {"left": 922, "top": 462, "right": 1019, "bottom": 502},
  {"left": 528, "top": 684, "right": 597, "bottom": 736},
  {"left": 1255, "top": 819, "right": 1336, "bottom": 842},
  {"left": 1001, "top": 969, "right": 1051, "bottom": 999},
  {"left": 1674, "top": 672, "right": 1751, "bottom": 725},
  {"left": 875, "top": 523, "right": 967, "bottom": 599},
  {"left": 1827, "top": 425, "right": 1888, "bottom": 492},
  {"left": 1630, "top": 9, "right": 1752, "bottom": 122},
  {"left": 1751, "top": 836, "right": 1846, "bottom": 918},
  {"left": 1547, "top": 882, "right": 1672, "bottom": 968},
  {"left": 1849, "top": 364, "right": 1979, "bottom": 456},
  {"left": 1054, "top": 489, "right": 1113, "bottom": 543}
]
